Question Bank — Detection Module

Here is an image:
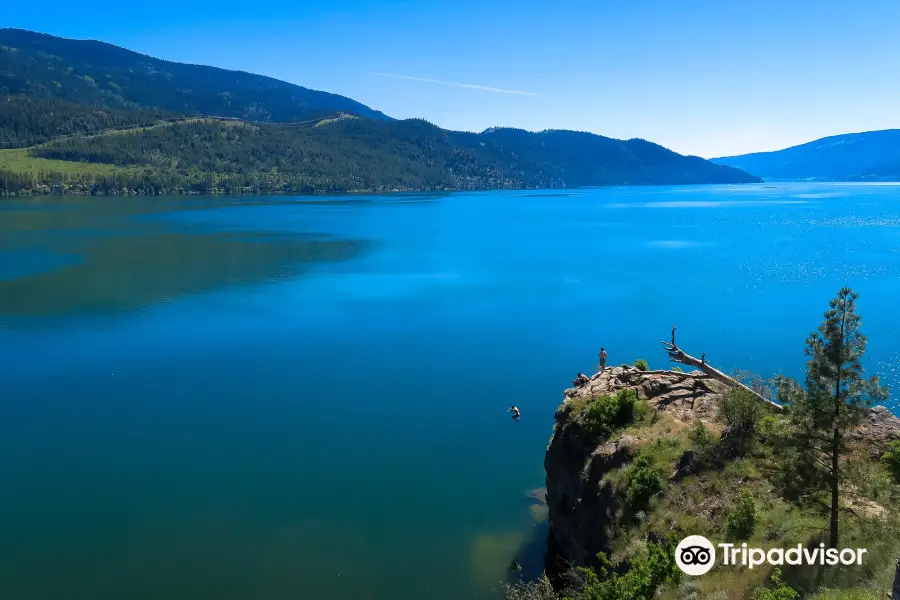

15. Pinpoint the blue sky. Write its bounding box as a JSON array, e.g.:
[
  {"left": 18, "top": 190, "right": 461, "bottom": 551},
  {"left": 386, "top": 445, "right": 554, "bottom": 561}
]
[{"left": 6, "top": 0, "right": 900, "bottom": 157}]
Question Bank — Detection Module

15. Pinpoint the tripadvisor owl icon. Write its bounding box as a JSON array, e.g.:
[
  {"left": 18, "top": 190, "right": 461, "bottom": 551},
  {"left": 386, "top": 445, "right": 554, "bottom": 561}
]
[{"left": 675, "top": 535, "right": 716, "bottom": 576}]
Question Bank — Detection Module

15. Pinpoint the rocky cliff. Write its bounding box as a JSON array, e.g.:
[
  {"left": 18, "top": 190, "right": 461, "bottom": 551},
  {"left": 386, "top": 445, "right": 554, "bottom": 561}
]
[
  {"left": 545, "top": 366, "right": 729, "bottom": 567},
  {"left": 543, "top": 365, "right": 900, "bottom": 571}
]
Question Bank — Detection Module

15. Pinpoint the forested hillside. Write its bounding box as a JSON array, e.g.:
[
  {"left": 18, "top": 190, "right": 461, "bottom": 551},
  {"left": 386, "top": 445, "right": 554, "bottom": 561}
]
[
  {"left": 0, "top": 95, "right": 177, "bottom": 147},
  {"left": 2, "top": 118, "right": 761, "bottom": 196},
  {"left": 0, "top": 28, "right": 390, "bottom": 123},
  {"left": 0, "top": 28, "right": 762, "bottom": 196}
]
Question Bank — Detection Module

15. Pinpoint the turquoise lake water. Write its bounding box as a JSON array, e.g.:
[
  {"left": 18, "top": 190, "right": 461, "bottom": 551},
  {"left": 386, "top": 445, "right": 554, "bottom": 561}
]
[{"left": 1, "top": 183, "right": 899, "bottom": 600}]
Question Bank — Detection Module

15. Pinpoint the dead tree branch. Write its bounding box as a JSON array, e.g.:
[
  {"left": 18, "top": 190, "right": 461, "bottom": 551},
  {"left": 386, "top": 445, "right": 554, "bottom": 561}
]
[{"left": 660, "top": 340, "right": 783, "bottom": 411}]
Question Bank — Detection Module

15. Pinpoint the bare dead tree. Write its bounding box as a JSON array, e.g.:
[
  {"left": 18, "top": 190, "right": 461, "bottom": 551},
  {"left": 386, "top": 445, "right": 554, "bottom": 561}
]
[{"left": 660, "top": 339, "right": 783, "bottom": 411}]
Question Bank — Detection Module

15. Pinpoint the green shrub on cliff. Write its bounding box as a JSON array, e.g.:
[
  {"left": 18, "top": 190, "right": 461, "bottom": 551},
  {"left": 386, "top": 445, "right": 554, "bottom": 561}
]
[
  {"left": 573, "top": 539, "right": 681, "bottom": 600},
  {"left": 623, "top": 453, "right": 665, "bottom": 516},
  {"left": 758, "top": 414, "right": 783, "bottom": 441},
  {"left": 688, "top": 420, "right": 716, "bottom": 451},
  {"left": 502, "top": 541, "right": 682, "bottom": 600},
  {"left": 718, "top": 388, "right": 766, "bottom": 434},
  {"left": 725, "top": 488, "right": 757, "bottom": 541},
  {"left": 751, "top": 569, "right": 798, "bottom": 600},
  {"left": 717, "top": 387, "right": 767, "bottom": 455},
  {"left": 633, "top": 359, "right": 649, "bottom": 371},
  {"left": 881, "top": 440, "right": 900, "bottom": 482},
  {"left": 581, "top": 389, "right": 643, "bottom": 438}
]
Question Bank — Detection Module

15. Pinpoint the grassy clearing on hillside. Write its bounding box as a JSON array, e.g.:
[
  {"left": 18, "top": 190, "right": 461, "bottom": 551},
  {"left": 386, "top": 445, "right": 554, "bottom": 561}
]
[
  {"left": 0, "top": 118, "right": 233, "bottom": 177},
  {"left": 95, "top": 117, "right": 248, "bottom": 138},
  {"left": 0, "top": 148, "right": 124, "bottom": 174}
]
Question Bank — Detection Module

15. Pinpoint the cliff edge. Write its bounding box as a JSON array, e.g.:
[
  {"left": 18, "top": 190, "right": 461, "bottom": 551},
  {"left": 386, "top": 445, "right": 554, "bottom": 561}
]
[
  {"left": 545, "top": 366, "right": 731, "bottom": 566},
  {"left": 543, "top": 364, "right": 900, "bottom": 594}
]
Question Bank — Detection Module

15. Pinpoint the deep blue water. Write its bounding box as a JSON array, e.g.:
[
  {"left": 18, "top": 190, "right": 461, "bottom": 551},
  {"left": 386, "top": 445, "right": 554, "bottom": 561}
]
[{"left": 1, "top": 183, "right": 898, "bottom": 600}]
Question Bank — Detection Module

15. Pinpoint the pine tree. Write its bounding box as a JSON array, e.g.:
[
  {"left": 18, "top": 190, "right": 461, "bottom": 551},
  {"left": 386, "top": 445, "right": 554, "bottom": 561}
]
[{"left": 778, "top": 287, "right": 887, "bottom": 548}]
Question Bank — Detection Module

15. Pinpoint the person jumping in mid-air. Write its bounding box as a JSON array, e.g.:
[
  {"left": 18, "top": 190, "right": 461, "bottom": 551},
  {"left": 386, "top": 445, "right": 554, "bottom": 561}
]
[
  {"left": 671, "top": 325, "right": 677, "bottom": 346},
  {"left": 599, "top": 347, "right": 608, "bottom": 373},
  {"left": 509, "top": 405, "right": 520, "bottom": 422}
]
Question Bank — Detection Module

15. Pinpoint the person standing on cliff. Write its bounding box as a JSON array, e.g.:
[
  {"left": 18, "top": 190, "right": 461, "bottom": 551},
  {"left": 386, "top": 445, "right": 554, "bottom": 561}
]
[{"left": 599, "top": 347, "right": 608, "bottom": 373}]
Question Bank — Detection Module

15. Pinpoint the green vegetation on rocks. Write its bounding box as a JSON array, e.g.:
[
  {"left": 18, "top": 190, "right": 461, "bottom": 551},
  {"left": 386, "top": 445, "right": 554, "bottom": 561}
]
[
  {"left": 688, "top": 420, "right": 716, "bottom": 452},
  {"left": 882, "top": 441, "right": 900, "bottom": 482},
  {"left": 621, "top": 451, "right": 666, "bottom": 517},
  {"left": 726, "top": 488, "right": 758, "bottom": 541},
  {"left": 574, "top": 389, "right": 646, "bottom": 439},
  {"left": 575, "top": 539, "right": 682, "bottom": 600},
  {"left": 752, "top": 570, "right": 800, "bottom": 600}
]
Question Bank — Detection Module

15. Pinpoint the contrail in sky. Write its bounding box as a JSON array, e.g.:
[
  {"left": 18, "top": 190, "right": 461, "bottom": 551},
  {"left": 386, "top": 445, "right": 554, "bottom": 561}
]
[{"left": 371, "top": 73, "right": 538, "bottom": 96}]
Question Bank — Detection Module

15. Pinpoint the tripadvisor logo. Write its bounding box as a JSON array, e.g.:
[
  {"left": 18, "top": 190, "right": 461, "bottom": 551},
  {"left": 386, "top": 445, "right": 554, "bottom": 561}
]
[
  {"left": 676, "top": 535, "right": 716, "bottom": 576},
  {"left": 675, "top": 535, "right": 868, "bottom": 576}
]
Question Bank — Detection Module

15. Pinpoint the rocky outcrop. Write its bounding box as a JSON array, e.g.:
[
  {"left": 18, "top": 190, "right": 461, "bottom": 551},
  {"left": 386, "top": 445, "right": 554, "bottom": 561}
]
[
  {"left": 562, "top": 366, "right": 730, "bottom": 424},
  {"left": 546, "top": 366, "right": 730, "bottom": 567},
  {"left": 545, "top": 364, "right": 900, "bottom": 571},
  {"left": 854, "top": 405, "right": 900, "bottom": 458}
]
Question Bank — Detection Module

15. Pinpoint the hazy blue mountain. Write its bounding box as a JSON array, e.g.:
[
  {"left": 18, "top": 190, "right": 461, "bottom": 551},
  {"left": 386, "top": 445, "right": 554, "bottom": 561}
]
[
  {"left": 712, "top": 129, "right": 900, "bottom": 181},
  {"left": 0, "top": 28, "right": 391, "bottom": 123}
]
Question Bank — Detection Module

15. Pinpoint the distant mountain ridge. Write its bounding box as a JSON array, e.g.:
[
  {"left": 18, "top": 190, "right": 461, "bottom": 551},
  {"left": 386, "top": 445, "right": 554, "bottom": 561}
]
[
  {"left": 0, "top": 28, "right": 761, "bottom": 196},
  {"left": 0, "top": 28, "right": 391, "bottom": 122},
  {"left": 476, "top": 127, "right": 753, "bottom": 186},
  {"left": 712, "top": 129, "right": 900, "bottom": 181}
]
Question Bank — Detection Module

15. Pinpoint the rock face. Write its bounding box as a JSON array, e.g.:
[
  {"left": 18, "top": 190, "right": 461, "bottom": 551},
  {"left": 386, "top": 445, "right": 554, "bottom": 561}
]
[
  {"left": 563, "top": 366, "right": 730, "bottom": 421},
  {"left": 545, "top": 366, "right": 730, "bottom": 567},
  {"left": 854, "top": 405, "right": 900, "bottom": 458}
]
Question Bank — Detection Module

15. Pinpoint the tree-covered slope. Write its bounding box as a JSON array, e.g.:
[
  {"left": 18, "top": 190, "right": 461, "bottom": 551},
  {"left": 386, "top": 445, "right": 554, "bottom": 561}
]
[
  {"left": 481, "top": 128, "right": 756, "bottom": 186},
  {"left": 0, "top": 28, "right": 391, "bottom": 123},
  {"left": 1, "top": 118, "right": 761, "bottom": 196},
  {"left": 0, "top": 95, "right": 179, "bottom": 148},
  {"left": 712, "top": 129, "right": 900, "bottom": 181}
]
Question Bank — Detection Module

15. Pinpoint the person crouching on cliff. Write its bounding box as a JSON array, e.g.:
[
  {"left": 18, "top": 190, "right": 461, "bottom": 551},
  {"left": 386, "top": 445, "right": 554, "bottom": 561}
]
[
  {"left": 572, "top": 373, "right": 590, "bottom": 387},
  {"left": 509, "top": 406, "right": 520, "bottom": 422}
]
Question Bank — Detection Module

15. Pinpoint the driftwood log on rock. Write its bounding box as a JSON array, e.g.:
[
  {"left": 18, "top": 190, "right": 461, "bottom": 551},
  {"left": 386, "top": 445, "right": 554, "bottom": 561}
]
[{"left": 661, "top": 340, "right": 783, "bottom": 411}]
